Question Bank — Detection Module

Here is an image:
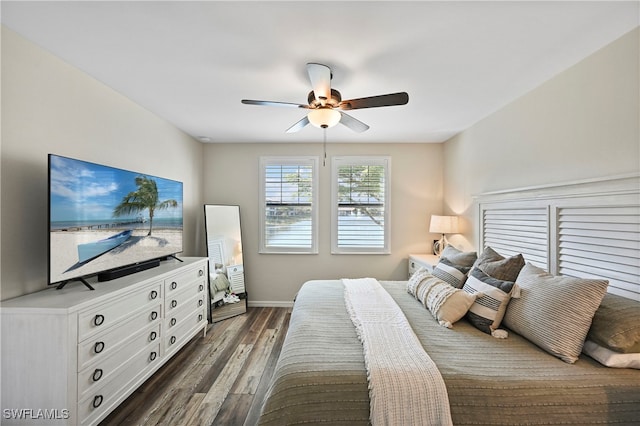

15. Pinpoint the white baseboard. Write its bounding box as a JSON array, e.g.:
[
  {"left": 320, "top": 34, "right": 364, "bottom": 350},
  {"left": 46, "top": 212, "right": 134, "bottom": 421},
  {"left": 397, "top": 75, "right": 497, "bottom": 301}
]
[{"left": 247, "top": 300, "right": 294, "bottom": 308}]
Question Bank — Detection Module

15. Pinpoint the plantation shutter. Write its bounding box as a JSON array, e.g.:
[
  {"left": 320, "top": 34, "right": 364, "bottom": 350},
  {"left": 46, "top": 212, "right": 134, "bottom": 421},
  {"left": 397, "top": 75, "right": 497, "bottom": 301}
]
[
  {"left": 482, "top": 207, "right": 548, "bottom": 269},
  {"left": 558, "top": 205, "right": 640, "bottom": 299},
  {"left": 332, "top": 156, "right": 390, "bottom": 254},
  {"left": 260, "top": 157, "right": 318, "bottom": 253}
]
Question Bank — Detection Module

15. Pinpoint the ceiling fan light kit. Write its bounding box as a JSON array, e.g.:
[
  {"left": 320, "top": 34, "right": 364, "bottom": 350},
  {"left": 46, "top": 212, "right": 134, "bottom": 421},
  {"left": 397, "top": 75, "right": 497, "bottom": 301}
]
[
  {"left": 308, "top": 108, "right": 341, "bottom": 129},
  {"left": 241, "top": 63, "right": 408, "bottom": 133}
]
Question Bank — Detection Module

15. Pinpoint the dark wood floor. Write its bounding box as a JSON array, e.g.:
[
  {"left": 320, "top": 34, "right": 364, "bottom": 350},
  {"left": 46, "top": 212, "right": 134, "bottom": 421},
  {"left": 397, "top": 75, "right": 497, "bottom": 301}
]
[{"left": 100, "top": 307, "right": 290, "bottom": 426}]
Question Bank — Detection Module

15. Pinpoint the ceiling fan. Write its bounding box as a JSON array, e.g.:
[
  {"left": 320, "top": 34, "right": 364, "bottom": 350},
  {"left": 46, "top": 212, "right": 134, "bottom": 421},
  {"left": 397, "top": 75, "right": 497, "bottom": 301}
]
[{"left": 241, "top": 63, "right": 409, "bottom": 133}]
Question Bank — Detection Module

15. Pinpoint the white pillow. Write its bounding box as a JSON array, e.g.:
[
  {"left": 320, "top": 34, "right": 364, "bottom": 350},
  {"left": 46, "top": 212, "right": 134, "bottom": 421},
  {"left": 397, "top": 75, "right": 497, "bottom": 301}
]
[
  {"left": 583, "top": 340, "right": 640, "bottom": 369},
  {"left": 414, "top": 275, "right": 481, "bottom": 328}
]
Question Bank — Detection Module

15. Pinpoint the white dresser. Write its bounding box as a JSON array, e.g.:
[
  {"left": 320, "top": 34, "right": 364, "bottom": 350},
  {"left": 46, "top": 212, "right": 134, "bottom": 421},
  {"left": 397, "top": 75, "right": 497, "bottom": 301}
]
[{"left": 1, "top": 257, "right": 208, "bottom": 425}]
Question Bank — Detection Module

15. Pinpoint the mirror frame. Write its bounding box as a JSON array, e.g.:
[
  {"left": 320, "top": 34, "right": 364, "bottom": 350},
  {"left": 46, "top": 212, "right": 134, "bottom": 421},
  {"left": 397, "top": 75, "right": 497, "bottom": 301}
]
[{"left": 204, "top": 204, "right": 247, "bottom": 322}]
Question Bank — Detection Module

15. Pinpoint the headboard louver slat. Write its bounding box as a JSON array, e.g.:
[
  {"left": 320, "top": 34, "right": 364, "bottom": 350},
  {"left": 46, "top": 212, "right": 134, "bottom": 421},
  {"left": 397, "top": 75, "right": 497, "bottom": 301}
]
[
  {"left": 558, "top": 205, "right": 640, "bottom": 300},
  {"left": 476, "top": 174, "right": 639, "bottom": 301},
  {"left": 482, "top": 208, "right": 549, "bottom": 270}
]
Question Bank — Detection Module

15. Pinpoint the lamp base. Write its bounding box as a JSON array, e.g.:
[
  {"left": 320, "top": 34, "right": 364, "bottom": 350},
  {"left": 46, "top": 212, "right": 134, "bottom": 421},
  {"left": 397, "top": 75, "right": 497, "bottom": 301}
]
[
  {"left": 433, "top": 235, "right": 450, "bottom": 256},
  {"left": 433, "top": 236, "right": 444, "bottom": 256}
]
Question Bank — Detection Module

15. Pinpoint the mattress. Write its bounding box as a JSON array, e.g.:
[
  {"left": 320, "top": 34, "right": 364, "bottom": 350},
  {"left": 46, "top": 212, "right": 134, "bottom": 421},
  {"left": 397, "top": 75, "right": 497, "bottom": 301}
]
[{"left": 258, "top": 280, "right": 640, "bottom": 425}]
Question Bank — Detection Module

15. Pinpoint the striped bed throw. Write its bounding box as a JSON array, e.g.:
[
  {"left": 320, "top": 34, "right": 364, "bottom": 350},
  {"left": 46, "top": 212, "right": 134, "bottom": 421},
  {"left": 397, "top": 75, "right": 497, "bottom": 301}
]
[{"left": 343, "top": 278, "right": 453, "bottom": 426}]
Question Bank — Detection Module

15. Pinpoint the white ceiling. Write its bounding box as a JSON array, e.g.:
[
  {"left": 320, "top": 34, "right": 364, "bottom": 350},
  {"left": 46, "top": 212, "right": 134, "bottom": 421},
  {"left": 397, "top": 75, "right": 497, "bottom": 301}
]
[{"left": 2, "top": 1, "right": 638, "bottom": 144}]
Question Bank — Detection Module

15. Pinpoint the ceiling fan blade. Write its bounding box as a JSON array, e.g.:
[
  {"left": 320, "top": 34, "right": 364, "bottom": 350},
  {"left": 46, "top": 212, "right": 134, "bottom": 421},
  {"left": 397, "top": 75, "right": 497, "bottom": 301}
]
[
  {"left": 338, "top": 92, "right": 409, "bottom": 110},
  {"left": 285, "top": 116, "right": 310, "bottom": 133},
  {"left": 242, "top": 99, "right": 308, "bottom": 108},
  {"left": 339, "top": 112, "right": 369, "bottom": 133},
  {"left": 306, "top": 63, "right": 331, "bottom": 102}
]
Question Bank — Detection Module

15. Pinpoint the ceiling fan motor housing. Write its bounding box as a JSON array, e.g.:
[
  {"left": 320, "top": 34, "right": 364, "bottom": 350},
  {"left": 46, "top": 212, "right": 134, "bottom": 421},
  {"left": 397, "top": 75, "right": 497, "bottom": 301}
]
[{"left": 308, "top": 89, "right": 342, "bottom": 108}]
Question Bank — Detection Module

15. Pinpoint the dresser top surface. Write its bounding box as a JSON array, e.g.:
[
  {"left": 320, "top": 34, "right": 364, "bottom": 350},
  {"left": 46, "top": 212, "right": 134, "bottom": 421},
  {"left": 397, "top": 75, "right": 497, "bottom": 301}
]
[{"left": 1, "top": 257, "right": 207, "bottom": 312}]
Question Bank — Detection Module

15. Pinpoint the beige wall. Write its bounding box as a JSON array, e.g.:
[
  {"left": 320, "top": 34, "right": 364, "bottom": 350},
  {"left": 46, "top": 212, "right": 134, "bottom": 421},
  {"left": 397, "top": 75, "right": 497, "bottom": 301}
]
[
  {"left": 1, "top": 27, "right": 205, "bottom": 300},
  {"left": 204, "top": 142, "right": 443, "bottom": 304},
  {"left": 443, "top": 27, "right": 639, "bottom": 251}
]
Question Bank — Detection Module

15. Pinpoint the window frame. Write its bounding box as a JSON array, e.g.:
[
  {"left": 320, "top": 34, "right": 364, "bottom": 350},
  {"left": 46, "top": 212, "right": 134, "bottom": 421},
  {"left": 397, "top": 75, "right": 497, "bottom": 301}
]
[
  {"left": 331, "top": 156, "right": 391, "bottom": 254},
  {"left": 259, "top": 156, "right": 319, "bottom": 254}
]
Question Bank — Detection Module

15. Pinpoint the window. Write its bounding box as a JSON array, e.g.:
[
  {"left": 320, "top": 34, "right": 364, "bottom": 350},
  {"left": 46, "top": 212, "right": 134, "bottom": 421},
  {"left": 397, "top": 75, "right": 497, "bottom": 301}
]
[
  {"left": 260, "top": 157, "right": 318, "bottom": 254},
  {"left": 331, "top": 156, "right": 391, "bottom": 254}
]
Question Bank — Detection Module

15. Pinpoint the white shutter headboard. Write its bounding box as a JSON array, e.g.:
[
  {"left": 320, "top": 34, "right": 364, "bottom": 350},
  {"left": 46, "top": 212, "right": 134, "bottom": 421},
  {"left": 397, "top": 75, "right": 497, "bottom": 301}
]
[{"left": 476, "top": 174, "right": 640, "bottom": 301}]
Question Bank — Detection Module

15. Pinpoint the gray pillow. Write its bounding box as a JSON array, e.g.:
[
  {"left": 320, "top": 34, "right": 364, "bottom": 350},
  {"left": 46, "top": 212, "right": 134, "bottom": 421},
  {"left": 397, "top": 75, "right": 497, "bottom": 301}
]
[
  {"left": 587, "top": 292, "right": 640, "bottom": 354},
  {"left": 440, "top": 245, "right": 477, "bottom": 267},
  {"left": 474, "top": 246, "right": 525, "bottom": 282},
  {"left": 503, "top": 263, "right": 608, "bottom": 363}
]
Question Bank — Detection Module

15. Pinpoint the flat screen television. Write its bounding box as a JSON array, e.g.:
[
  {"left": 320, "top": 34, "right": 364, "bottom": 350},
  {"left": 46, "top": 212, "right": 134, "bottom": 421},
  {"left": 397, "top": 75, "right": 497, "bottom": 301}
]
[{"left": 48, "top": 154, "right": 184, "bottom": 287}]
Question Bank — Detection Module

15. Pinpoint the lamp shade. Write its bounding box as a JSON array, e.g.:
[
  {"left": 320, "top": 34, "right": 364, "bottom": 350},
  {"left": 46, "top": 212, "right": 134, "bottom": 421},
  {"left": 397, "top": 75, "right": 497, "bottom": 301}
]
[
  {"left": 308, "top": 108, "right": 341, "bottom": 129},
  {"left": 429, "top": 215, "right": 459, "bottom": 234}
]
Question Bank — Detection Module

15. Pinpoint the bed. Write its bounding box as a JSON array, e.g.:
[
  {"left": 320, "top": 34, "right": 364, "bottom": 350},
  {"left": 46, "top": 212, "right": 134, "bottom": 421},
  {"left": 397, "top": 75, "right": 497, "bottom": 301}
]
[
  {"left": 258, "top": 278, "right": 640, "bottom": 425},
  {"left": 258, "top": 176, "right": 640, "bottom": 425}
]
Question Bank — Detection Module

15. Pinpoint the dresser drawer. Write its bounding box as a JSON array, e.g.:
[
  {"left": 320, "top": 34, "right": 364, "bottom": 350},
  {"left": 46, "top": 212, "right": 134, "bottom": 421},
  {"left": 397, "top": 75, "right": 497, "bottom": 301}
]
[
  {"left": 164, "top": 265, "right": 206, "bottom": 296},
  {"left": 78, "top": 282, "right": 162, "bottom": 342},
  {"left": 164, "top": 308, "right": 207, "bottom": 354},
  {"left": 78, "top": 341, "right": 161, "bottom": 425},
  {"left": 165, "top": 293, "right": 206, "bottom": 331},
  {"left": 78, "top": 323, "right": 160, "bottom": 399},
  {"left": 78, "top": 305, "right": 161, "bottom": 370},
  {"left": 164, "top": 279, "right": 206, "bottom": 314}
]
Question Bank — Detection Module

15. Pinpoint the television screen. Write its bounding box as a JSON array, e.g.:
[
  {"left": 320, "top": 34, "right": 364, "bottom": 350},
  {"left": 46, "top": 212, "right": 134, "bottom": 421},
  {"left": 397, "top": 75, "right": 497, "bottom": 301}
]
[{"left": 48, "top": 154, "right": 183, "bottom": 285}]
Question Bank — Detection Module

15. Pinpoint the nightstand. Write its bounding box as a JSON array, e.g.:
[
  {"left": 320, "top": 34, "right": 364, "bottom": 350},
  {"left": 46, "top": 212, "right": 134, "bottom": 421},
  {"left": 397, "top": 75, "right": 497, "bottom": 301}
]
[{"left": 408, "top": 254, "right": 440, "bottom": 278}]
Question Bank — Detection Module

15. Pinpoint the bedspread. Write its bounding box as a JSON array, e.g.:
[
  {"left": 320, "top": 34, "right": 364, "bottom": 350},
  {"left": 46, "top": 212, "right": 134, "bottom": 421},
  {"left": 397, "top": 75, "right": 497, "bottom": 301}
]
[{"left": 258, "top": 280, "right": 640, "bottom": 425}]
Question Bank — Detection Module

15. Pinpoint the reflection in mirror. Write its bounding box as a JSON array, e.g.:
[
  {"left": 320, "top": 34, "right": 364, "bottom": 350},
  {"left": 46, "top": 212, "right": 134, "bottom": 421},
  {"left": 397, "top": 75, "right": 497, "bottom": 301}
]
[{"left": 204, "top": 204, "right": 247, "bottom": 322}]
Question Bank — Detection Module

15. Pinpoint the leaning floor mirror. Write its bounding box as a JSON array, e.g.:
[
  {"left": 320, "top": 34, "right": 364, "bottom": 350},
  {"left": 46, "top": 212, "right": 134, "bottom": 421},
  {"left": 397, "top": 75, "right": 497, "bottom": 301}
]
[{"left": 204, "top": 204, "right": 247, "bottom": 322}]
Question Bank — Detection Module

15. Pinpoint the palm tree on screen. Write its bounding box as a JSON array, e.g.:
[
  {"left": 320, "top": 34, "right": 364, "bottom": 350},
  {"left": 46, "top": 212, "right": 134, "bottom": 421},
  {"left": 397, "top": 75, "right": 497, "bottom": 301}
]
[{"left": 113, "top": 176, "right": 178, "bottom": 236}]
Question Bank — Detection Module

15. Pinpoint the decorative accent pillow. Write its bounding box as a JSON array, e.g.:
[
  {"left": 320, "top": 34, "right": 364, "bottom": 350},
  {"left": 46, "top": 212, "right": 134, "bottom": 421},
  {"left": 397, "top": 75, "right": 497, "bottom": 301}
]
[
  {"left": 440, "top": 245, "right": 477, "bottom": 268},
  {"left": 503, "top": 263, "right": 608, "bottom": 363},
  {"left": 582, "top": 340, "right": 640, "bottom": 369},
  {"left": 432, "top": 257, "right": 471, "bottom": 289},
  {"left": 473, "top": 246, "right": 525, "bottom": 282},
  {"left": 414, "top": 274, "right": 481, "bottom": 328},
  {"left": 407, "top": 267, "right": 432, "bottom": 297},
  {"left": 463, "top": 268, "right": 518, "bottom": 338},
  {"left": 587, "top": 292, "right": 640, "bottom": 354}
]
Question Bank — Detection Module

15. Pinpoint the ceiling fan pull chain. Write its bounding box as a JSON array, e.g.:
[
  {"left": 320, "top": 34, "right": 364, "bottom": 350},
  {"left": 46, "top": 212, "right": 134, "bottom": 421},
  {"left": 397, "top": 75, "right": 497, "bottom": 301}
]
[{"left": 323, "top": 128, "right": 327, "bottom": 167}]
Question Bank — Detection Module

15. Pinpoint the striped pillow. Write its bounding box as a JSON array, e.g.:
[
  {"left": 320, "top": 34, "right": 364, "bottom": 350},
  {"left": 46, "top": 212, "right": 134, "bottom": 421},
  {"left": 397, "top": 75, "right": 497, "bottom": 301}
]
[
  {"left": 432, "top": 258, "right": 471, "bottom": 288},
  {"left": 503, "top": 263, "right": 608, "bottom": 363},
  {"left": 463, "top": 268, "right": 518, "bottom": 338}
]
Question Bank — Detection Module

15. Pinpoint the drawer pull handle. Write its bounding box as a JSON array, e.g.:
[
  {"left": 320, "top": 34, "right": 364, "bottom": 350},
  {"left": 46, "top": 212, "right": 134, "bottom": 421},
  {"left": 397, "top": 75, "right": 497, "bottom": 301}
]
[
  {"left": 94, "top": 341, "right": 105, "bottom": 354},
  {"left": 149, "top": 331, "right": 157, "bottom": 341},
  {"left": 170, "top": 318, "right": 177, "bottom": 326},
  {"left": 149, "top": 351, "right": 157, "bottom": 361},
  {"left": 150, "top": 290, "right": 158, "bottom": 300},
  {"left": 171, "top": 282, "right": 177, "bottom": 290},
  {"left": 198, "top": 269, "right": 204, "bottom": 277},
  {"left": 150, "top": 311, "right": 158, "bottom": 321},
  {"left": 170, "top": 336, "right": 176, "bottom": 345},
  {"left": 92, "top": 395, "right": 103, "bottom": 409},
  {"left": 93, "top": 314, "right": 105, "bottom": 327},
  {"left": 92, "top": 368, "right": 103, "bottom": 382},
  {"left": 199, "top": 284, "right": 204, "bottom": 292},
  {"left": 171, "top": 300, "right": 178, "bottom": 308},
  {"left": 198, "top": 314, "right": 203, "bottom": 322},
  {"left": 198, "top": 299, "right": 203, "bottom": 307}
]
